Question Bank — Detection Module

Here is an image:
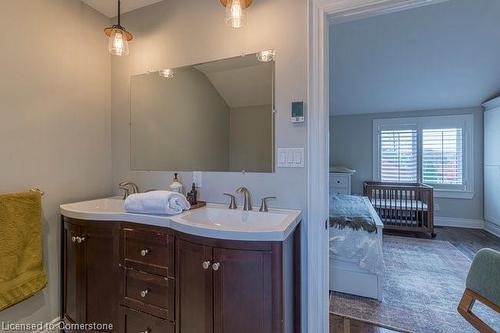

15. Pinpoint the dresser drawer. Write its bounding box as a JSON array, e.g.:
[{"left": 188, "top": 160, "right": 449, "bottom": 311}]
[
  {"left": 331, "top": 175, "right": 348, "bottom": 188},
  {"left": 122, "top": 307, "right": 174, "bottom": 333},
  {"left": 122, "top": 227, "right": 174, "bottom": 277},
  {"left": 122, "top": 269, "right": 174, "bottom": 321}
]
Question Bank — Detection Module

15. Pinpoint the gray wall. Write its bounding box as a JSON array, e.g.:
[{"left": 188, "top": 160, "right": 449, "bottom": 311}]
[
  {"left": 0, "top": 0, "right": 112, "bottom": 325},
  {"left": 110, "top": 0, "right": 307, "bottom": 327},
  {"left": 330, "top": 108, "right": 484, "bottom": 220},
  {"left": 229, "top": 104, "right": 273, "bottom": 172},
  {"left": 330, "top": 0, "right": 500, "bottom": 115},
  {"left": 131, "top": 68, "right": 230, "bottom": 171},
  {"left": 111, "top": 0, "right": 306, "bottom": 211}
]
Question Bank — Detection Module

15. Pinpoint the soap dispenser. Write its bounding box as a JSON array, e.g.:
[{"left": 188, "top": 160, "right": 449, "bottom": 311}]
[{"left": 170, "top": 173, "right": 183, "bottom": 193}]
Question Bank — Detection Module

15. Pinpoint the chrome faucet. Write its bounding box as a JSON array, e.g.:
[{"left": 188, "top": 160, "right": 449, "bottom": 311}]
[
  {"left": 236, "top": 187, "right": 253, "bottom": 211},
  {"left": 119, "top": 181, "right": 140, "bottom": 199}
]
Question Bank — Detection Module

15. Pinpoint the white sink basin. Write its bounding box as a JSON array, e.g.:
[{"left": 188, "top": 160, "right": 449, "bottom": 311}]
[{"left": 61, "top": 199, "right": 301, "bottom": 241}]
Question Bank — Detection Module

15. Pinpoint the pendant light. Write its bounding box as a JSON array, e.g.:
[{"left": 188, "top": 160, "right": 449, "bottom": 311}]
[
  {"left": 104, "top": 0, "right": 133, "bottom": 56},
  {"left": 220, "top": 0, "right": 252, "bottom": 29}
]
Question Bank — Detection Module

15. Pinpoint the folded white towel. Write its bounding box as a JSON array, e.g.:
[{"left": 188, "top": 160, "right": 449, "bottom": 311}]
[{"left": 124, "top": 191, "right": 191, "bottom": 215}]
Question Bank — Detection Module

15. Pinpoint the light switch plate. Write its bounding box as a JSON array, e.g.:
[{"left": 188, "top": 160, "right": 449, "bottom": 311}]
[
  {"left": 193, "top": 171, "right": 202, "bottom": 187},
  {"left": 277, "top": 148, "right": 304, "bottom": 168}
]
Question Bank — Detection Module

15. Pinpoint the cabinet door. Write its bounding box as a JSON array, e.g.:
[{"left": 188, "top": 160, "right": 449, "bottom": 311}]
[
  {"left": 83, "top": 222, "right": 119, "bottom": 331},
  {"left": 63, "top": 222, "right": 83, "bottom": 325},
  {"left": 213, "top": 248, "right": 273, "bottom": 333},
  {"left": 176, "top": 240, "right": 213, "bottom": 333}
]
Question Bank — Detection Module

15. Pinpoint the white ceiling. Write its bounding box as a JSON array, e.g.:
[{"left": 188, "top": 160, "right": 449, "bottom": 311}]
[{"left": 81, "top": 0, "right": 164, "bottom": 18}]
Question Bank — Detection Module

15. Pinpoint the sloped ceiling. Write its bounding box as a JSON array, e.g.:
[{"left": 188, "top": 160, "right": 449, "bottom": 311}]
[
  {"left": 194, "top": 57, "right": 273, "bottom": 109},
  {"left": 81, "top": 0, "right": 164, "bottom": 18},
  {"left": 330, "top": 0, "right": 500, "bottom": 115}
]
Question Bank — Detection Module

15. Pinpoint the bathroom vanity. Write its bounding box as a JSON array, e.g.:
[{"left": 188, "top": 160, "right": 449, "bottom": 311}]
[{"left": 60, "top": 199, "right": 301, "bottom": 333}]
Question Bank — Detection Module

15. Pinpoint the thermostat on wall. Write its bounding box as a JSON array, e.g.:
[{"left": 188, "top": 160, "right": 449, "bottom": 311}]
[{"left": 291, "top": 101, "right": 305, "bottom": 123}]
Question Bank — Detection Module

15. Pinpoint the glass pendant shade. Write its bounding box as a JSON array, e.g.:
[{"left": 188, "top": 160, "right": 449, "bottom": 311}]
[
  {"left": 226, "top": 0, "right": 247, "bottom": 29},
  {"left": 257, "top": 49, "right": 276, "bottom": 62},
  {"left": 108, "top": 28, "right": 129, "bottom": 56},
  {"left": 159, "top": 69, "right": 174, "bottom": 78}
]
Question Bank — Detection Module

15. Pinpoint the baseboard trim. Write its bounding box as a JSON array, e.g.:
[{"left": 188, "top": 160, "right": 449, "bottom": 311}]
[
  {"left": 485, "top": 221, "right": 500, "bottom": 238},
  {"left": 33, "top": 317, "right": 60, "bottom": 333},
  {"left": 434, "top": 217, "right": 485, "bottom": 229}
]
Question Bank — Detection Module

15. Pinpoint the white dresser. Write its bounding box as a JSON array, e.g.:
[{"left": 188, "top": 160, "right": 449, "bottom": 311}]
[
  {"left": 329, "top": 169, "right": 355, "bottom": 194},
  {"left": 483, "top": 97, "right": 500, "bottom": 237}
]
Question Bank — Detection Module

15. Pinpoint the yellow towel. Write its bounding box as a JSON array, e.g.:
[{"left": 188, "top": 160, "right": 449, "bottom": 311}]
[{"left": 0, "top": 192, "right": 47, "bottom": 310}]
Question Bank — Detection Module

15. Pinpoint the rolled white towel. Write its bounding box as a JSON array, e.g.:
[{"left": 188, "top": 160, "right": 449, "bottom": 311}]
[{"left": 124, "top": 191, "right": 191, "bottom": 215}]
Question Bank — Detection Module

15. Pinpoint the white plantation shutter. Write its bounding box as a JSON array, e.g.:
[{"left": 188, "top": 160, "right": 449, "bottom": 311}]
[
  {"left": 422, "top": 128, "right": 463, "bottom": 185},
  {"left": 380, "top": 129, "right": 418, "bottom": 182}
]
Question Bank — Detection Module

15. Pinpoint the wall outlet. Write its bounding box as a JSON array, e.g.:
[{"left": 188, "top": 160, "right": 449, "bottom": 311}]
[{"left": 193, "top": 171, "right": 202, "bottom": 188}]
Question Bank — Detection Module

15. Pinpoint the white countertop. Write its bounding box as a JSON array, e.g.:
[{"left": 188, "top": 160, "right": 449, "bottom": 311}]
[{"left": 60, "top": 197, "right": 302, "bottom": 241}]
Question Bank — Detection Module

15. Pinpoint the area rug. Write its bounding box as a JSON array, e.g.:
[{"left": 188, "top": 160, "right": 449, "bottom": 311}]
[{"left": 330, "top": 235, "right": 500, "bottom": 333}]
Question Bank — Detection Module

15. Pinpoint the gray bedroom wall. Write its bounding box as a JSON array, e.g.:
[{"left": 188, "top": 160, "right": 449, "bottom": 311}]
[
  {"left": 330, "top": 0, "right": 500, "bottom": 116},
  {"left": 330, "top": 108, "right": 484, "bottom": 220},
  {"left": 0, "top": 0, "right": 112, "bottom": 325}
]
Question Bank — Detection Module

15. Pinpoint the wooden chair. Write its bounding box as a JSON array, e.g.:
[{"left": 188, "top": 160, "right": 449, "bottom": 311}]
[{"left": 458, "top": 248, "right": 500, "bottom": 333}]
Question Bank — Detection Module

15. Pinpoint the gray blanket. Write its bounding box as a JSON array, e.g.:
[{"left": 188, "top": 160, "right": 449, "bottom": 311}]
[{"left": 329, "top": 193, "right": 377, "bottom": 233}]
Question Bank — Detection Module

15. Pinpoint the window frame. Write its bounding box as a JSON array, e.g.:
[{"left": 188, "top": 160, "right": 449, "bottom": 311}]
[{"left": 373, "top": 114, "right": 474, "bottom": 199}]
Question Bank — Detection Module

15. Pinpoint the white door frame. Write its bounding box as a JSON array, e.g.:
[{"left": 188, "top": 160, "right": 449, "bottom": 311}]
[{"left": 305, "top": 0, "right": 447, "bottom": 332}]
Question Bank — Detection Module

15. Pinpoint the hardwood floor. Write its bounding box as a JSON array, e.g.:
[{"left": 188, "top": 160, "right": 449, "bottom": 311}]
[
  {"left": 330, "top": 226, "right": 500, "bottom": 333},
  {"left": 330, "top": 314, "right": 400, "bottom": 333}
]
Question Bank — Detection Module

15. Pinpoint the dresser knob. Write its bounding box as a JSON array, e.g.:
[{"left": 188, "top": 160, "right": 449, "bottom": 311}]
[
  {"left": 139, "top": 329, "right": 151, "bottom": 333},
  {"left": 140, "top": 288, "right": 150, "bottom": 298},
  {"left": 140, "top": 249, "right": 150, "bottom": 257},
  {"left": 71, "top": 236, "right": 77, "bottom": 243},
  {"left": 202, "top": 261, "right": 211, "bottom": 270},
  {"left": 212, "top": 262, "right": 220, "bottom": 271},
  {"left": 76, "top": 236, "right": 86, "bottom": 243}
]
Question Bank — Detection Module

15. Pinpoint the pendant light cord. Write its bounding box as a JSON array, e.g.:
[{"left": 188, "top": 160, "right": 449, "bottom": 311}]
[{"left": 117, "top": 0, "right": 121, "bottom": 26}]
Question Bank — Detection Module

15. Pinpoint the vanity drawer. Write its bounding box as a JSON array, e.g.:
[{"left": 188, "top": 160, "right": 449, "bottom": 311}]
[
  {"left": 122, "top": 307, "right": 174, "bottom": 333},
  {"left": 122, "top": 269, "right": 174, "bottom": 321},
  {"left": 122, "top": 227, "right": 174, "bottom": 277}
]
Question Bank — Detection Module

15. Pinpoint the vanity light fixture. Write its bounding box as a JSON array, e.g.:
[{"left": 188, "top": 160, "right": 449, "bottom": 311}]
[
  {"left": 220, "top": 0, "right": 252, "bottom": 29},
  {"left": 159, "top": 69, "right": 174, "bottom": 78},
  {"left": 104, "top": 0, "right": 133, "bottom": 56},
  {"left": 257, "top": 49, "right": 276, "bottom": 62}
]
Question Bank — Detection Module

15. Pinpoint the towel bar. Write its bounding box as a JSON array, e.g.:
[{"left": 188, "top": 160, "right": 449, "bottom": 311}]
[{"left": 30, "top": 188, "right": 45, "bottom": 196}]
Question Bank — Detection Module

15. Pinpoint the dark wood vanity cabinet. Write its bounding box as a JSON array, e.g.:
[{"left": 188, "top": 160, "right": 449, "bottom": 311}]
[
  {"left": 62, "top": 219, "right": 299, "bottom": 333},
  {"left": 62, "top": 218, "right": 120, "bottom": 331}
]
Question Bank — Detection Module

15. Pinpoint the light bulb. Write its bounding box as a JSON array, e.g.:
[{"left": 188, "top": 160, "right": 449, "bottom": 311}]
[
  {"left": 108, "top": 28, "right": 129, "bottom": 56},
  {"left": 257, "top": 49, "right": 276, "bottom": 62},
  {"left": 226, "top": 0, "right": 247, "bottom": 29},
  {"left": 159, "top": 69, "right": 174, "bottom": 78}
]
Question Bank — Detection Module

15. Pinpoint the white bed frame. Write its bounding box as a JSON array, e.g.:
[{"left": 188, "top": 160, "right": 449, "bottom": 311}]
[{"left": 329, "top": 197, "right": 384, "bottom": 301}]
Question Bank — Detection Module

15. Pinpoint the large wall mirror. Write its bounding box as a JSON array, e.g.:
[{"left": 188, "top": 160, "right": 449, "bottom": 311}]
[{"left": 130, "top": 53, "right": 275, "bottom": 172}]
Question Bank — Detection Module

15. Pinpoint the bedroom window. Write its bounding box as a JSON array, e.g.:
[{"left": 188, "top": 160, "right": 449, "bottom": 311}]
[
  {"left": 373, "top": 115, "right": 474, "bottom": 199},
  {"left": 380, "top": 129, "right": 418, "bottom": 183}
]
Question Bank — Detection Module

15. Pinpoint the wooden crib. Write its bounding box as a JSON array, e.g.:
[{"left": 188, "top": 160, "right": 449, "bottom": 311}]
[{"left": 363, "top": 181, "right": 435, "bottom": 237}]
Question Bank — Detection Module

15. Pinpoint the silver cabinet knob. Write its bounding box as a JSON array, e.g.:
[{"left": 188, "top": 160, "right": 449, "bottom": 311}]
[
  {"left": 71, "top": 236, "right": 77, "bottom": 243},
  {"left": 140, "top": 249, "right": 150, "bottom": 257},
  {"left": 212, "top": 262, "right": 220, "bottom": 271},
  {"left": 139, "top": 329, "right": 151, "bottom": 333},
  {"left": 202, "top": 261, "right": 211, "bottom": 270},
  {"left": 76, "top": 236, "right": 86, "bottom": 243},
  {"left": 140, "top": 288, "right": 150, "bottom": 298}
]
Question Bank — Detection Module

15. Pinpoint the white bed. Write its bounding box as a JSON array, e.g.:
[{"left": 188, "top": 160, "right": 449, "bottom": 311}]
[{"left": 329, "top": 196, "right": 385, "bottom": 301}]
